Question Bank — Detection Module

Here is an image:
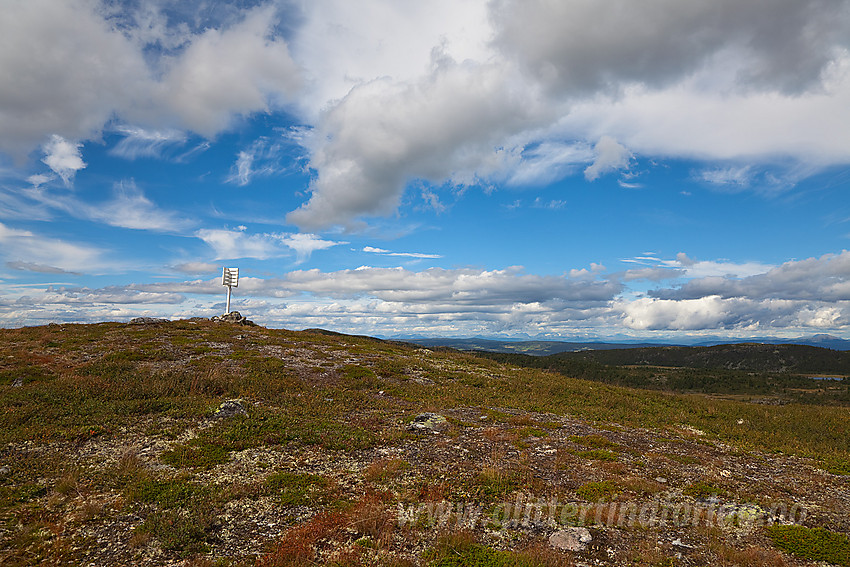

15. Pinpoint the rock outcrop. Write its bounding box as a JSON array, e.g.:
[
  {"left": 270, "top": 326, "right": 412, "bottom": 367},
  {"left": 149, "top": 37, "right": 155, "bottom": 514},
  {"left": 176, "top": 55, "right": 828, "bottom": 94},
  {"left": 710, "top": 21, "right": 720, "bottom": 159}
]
[{"left": 211, "top": 311, "right": 256, "bottom": 326}]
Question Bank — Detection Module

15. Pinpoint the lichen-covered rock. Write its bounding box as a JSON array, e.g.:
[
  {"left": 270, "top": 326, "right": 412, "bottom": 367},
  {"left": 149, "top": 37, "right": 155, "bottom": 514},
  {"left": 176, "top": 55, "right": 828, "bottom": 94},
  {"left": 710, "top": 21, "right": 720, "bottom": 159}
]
[
  {"left": 549, "top": 527, "right": 592, "bottom": 551},
  {"left": 407, "top": 412, "right": 448, "bottom": 432},
  {"left": 213, "top": 399, "right": 249, "bottom": 419}
]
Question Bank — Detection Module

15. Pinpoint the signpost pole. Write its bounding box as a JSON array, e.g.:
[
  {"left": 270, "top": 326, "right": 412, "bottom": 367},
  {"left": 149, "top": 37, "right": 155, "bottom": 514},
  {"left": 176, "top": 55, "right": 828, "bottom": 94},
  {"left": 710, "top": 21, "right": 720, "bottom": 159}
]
[{"left": 222, "top": 267, "right": 239, "bottom": 314}]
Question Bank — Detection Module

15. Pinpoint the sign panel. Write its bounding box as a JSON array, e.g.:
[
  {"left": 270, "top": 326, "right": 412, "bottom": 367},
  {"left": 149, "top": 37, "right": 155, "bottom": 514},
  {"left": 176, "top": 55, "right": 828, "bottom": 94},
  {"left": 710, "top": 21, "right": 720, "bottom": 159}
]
[{"left": 222, "top": 267, "right": 239, "bottom": 287}]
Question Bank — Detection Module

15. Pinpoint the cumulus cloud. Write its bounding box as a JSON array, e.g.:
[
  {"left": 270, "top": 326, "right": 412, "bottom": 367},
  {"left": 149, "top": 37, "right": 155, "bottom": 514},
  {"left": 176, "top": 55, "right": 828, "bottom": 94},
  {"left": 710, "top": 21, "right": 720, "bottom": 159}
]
[
  {"left": 284, "top": 0, "right": 850, "bottom": 228},
  {"left": 492, "top": 0, "right": 850, "bottom": 95},
  {"left": 0, "top": 1, "right": 300, "bottom": 158},
  {"left": 155, "top": 4, "right": 301, "bottom": 137},
  {"left": 287, "top": 55, "right": 547, "bottom": 229},
  {"left": 0, "top": 1, "right": 151, "bottom": 157},
  {"left": 652, "top": 251, "right": 850, "bottom": 302},
  {"left": 41, "top": 135, "right": 86, "bottom": 184},
  {"left": 4, "top": 1, "right": 850, "bottom": 232}
]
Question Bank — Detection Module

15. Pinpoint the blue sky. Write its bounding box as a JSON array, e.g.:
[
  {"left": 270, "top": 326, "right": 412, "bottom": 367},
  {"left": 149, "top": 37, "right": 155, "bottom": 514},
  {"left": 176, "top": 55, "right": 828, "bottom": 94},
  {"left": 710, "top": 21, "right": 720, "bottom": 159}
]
[{"left": 1, "top": 0, "right": 850, "bottom": 341}]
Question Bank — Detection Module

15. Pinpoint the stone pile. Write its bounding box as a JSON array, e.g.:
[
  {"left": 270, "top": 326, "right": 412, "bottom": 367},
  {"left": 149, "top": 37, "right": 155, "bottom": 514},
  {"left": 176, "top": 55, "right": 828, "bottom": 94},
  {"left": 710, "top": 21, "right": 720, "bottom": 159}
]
[{"left": 211, "top": 311, "right": 256, "bottom": 326}]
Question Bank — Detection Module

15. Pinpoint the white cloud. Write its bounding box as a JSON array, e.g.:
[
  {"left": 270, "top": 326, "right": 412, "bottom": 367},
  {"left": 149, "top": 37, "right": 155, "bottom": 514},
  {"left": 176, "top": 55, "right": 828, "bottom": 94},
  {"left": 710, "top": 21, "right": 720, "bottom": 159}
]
[
  {"left": 17, "top": 178, "right": 191, "bottom": 232},
  {"left": 6, "top": 261, "right": 78, "bottom": 275},
  {"left": 195, "top": 227, "right": 344, "bottom": 262},
  {"left": 363, "top": 246, "right": 442, "bottom": 259},
  {"left": 627, "top": 253, "right": 774, "bottom": 280},
  {"left": 506, "top": 142, "right": 592, "bottom": 186},
  {"left": 492, "top": 0, "right": 850, "bottom": 95},
  {"left": 4, "top": 254, "right": 850, "bottom": 336},
  {"left": 0, "top": 221, "right": 105, "bottom": 273},
  {"left": 283, "top": 233, "right": 346, "bottom": 263},
  {"left": 85, "top": 181, "right": 192, "bottom": 231},
  {"left": 0, "top": 1, "right": 151, "bottom": 157},
  {"left": 41, "top": 135, "right": 86, "bottom": 184},
  {"left": 230, "top": 151, "right": 254, "bottom": 186},
  {"left": 4, "top": 1, "right": 849, "bottom": 233},
  {"left": 0, "top": 1, "right": 300, "bottom": 157},
  {"left": 653, "top": 251, "right": 850, "bottom": 302},
  {"left": 286, "top": 55, "right": 548, "bottom": 229},
  {"left": 171, "top": 262, "right": 220, "bottom": 275},
  {"left": 584, "top": 136, "right": 632, "bottom": 181},
  {"left": 196, "top": 227, "right": 284, "bottom": 260},
  {"left": 156, "top": 4, "right": 301, "bottom": 137},
  {"left": 226, "top": 137, "right": 289, "bottom": 186},
  {"left": 696, "top": 165, "right": 754, "bottom": 188},
  {"left": 110, "top": 126, "right": 188, "bottom": 159},
  {"left": 284, "top": 0, "right": 850, "bottom": 228},
  {"left": 620, "top": 296, "right": 736, "bottom": 331}
]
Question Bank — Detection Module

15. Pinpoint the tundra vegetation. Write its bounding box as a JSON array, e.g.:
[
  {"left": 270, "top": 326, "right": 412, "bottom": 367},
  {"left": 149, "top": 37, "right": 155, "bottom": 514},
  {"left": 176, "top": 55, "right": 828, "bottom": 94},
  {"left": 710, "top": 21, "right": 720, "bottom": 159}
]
[{"left": 0, "top": 319, "right": 848, "bottom": 565}]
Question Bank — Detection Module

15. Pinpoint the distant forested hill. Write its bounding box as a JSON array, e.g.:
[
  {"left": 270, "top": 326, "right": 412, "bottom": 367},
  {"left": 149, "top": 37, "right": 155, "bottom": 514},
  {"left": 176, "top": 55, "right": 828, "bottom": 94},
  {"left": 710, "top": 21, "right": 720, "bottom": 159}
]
[
  {"left": 552, "top": 343, "right": 850, "bottom": 374},
  {"left": 474, "top": 343, "right": 850, "bottom": 402}
]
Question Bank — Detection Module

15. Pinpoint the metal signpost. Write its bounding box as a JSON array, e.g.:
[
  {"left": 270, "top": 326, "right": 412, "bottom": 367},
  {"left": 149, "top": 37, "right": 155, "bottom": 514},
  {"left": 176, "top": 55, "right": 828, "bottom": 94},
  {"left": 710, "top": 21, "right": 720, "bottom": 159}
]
[{"left": 222, "top": 267, "right": 239, "bottom": 313}]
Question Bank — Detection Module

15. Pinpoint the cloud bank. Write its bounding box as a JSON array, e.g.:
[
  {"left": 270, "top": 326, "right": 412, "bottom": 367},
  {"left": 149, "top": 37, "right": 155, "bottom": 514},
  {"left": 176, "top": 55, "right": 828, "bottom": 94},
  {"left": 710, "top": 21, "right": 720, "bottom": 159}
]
[{"left": 3, "top": 253, "right": 848, "bottom": 339}]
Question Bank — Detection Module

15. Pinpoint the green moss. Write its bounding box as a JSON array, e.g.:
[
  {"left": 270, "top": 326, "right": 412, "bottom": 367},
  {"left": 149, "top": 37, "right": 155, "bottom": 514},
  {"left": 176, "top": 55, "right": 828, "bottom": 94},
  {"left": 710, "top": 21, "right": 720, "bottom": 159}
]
[
  {"left": 576, "top": 480, "right": 620, "bottom": 502},
  {"left": 767, "top": 525, "right": 850, "bottom": 566},
  {"left": 131, "top": 477, "right": 211, "bottom": 508},
  {"left": 823, "top": 457, "right": 850, "bottom": 475},
  {"left": 342, "top": 364, "right": 381, "bottom": 389},
  {"left": 575, "top": 449, "right": 618, "bottom": 462},
  {"left": 683, "top": 481, "right": 725, "bottom": 499},
  {"left": 423, "top": 533, "right": 553, "bottom": 567},
  {"left": 265, "top": 471, "right": 332, "bottom": 506},
  {"left": 160, "top": 438, "right": 230, "bottom": 469},
  {"left": 666, "top": 454, "right": 702, "bottom": 465}
]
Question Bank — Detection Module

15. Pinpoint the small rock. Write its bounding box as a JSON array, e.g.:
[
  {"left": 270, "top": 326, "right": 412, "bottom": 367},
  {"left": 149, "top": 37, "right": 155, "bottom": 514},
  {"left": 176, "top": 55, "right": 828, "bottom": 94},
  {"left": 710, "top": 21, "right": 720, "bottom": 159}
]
[
  {"left": 549, "top": 527, "right": 592, "bottom": 551},
  {"left": 213, "top": 399, "right": 249, "bottom": 419},
  {"left": 407, "top": 412, "right": 449, "bottom": 432},
  {"left": 0, "top": 466, "right": 10, "bottom": 475},
  {"left": 655, "top": 477, "right": 667, "bottom": 483}
]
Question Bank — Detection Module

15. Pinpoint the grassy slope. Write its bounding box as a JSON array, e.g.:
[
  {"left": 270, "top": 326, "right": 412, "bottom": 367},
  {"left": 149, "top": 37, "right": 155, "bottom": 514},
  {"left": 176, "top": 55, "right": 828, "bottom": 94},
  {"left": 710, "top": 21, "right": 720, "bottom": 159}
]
[{"left": 0, "top": 320, "right": 848, "bottom": 565}]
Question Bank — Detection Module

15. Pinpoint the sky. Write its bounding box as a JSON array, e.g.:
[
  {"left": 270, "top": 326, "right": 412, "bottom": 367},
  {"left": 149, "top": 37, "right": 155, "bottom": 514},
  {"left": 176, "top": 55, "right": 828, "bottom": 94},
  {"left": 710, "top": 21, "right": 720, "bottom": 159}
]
[{"left": 1, "top": 0, "right": 850, "bottom": 342}]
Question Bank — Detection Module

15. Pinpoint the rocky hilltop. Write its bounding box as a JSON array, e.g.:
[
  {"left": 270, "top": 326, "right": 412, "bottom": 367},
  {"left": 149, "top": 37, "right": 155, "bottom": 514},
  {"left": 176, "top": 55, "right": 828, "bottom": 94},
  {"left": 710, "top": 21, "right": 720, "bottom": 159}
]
[{"left": 0, "top": 319, "right": 848, "bottom": 566}]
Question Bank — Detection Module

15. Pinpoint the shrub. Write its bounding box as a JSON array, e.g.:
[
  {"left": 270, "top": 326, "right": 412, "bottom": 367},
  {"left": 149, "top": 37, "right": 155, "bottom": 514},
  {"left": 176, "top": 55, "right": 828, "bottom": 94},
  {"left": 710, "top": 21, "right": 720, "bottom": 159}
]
[
  {"left": 265, "top": 471, "right": 333, "bottom": 507},
  {"left": 767, "top": 525, "right": 850, "bottom": 566}
]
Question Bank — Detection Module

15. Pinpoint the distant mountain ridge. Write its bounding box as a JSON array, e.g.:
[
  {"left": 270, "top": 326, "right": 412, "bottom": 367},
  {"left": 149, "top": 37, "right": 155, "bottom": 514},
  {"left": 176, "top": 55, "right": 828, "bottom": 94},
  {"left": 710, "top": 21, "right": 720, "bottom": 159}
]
[{"left": 406, "top": 334, "right": 850, "bottom": 355}]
